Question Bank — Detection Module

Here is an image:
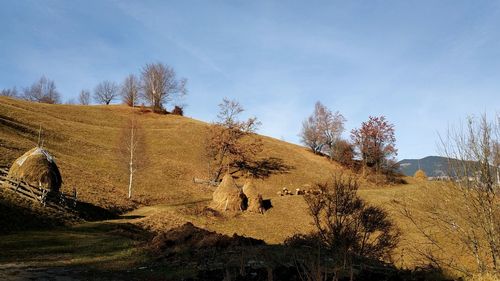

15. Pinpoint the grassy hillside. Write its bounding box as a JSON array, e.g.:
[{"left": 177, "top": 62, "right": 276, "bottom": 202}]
[
  {"left": 0, "top": 96, "right": 342, "bottom": 211},
  {"left": 2, "top": 97, "right": 490, "bottom": 279}
]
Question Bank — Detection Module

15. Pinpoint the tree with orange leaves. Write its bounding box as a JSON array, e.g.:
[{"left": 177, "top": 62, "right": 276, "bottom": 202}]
[{"left": 351, "top": 116, "right": 397, "bottom": 173}]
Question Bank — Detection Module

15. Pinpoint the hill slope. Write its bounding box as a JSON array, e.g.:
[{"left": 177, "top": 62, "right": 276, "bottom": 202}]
[
  {"left": 0, "top": 97, "right": 342, "bottom": 211},
  {"left": 397, "top": 156, "right": 452, "bottom": 177}
]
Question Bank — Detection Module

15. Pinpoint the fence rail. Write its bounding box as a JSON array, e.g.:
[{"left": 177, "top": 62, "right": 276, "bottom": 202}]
[
  {"left": 0, "top": 167, "right": 78, "bottom": 211},
  {"left": 192, "top": 177, "right": 219, "bottom": 186}
]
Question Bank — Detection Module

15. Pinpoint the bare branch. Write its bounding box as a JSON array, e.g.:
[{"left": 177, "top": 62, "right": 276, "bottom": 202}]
[{"left": 93, "top": 80, "right": 119, "bottom": 105}]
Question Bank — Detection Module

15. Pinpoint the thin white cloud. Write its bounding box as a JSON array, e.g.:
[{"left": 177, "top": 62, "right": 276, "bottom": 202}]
[{"left": 113, "top": 1, "right": 228, "bottom": 77}]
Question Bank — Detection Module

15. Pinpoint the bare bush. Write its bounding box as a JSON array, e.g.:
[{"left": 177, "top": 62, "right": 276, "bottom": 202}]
[
  {"left": 290, "top": 175, "right": 400, "bottom": 280},
  {"left": 305, "top": 175, "right": 400, "bottom": 261},
  {"left": 401, "top": 114, "right": 499, "bottom": 277},
  {"left": 171, "top": 105, "right": 184, "bottom": 116}
]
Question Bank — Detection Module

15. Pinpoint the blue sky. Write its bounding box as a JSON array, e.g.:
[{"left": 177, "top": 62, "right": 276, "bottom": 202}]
[{"left": 1, "top": 1, "right": 499, "bottom": 160}]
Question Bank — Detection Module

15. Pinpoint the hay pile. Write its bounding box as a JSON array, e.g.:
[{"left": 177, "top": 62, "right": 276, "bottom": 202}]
[
  {"left": 7, "top": 147, "right": 62, "bottom": 192},
  {"left": 211, "top": 174, "right": 246, "bottom": 211},
  {"left": 414, "top": 169, "right": 427, "bottom": 180},
  {"left": 242, "top": 179, "right": 264, "bottom": 213}
]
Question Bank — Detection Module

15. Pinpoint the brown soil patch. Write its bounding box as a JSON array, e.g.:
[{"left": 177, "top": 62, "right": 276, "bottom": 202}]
[{"left": 150, "top": 222, "right": 265, "bottom": 256}]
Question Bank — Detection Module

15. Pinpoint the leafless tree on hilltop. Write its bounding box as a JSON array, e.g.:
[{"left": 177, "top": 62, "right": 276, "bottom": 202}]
[
  {"left": 94, "top": 80, "right": 119, "bottom": 105},
  {"left": 78, "top": 89, "right": 91, "bottom": 105},
  {"left": 23, "top": 76, "right": 61, "bottom": 104},
  {"left": 121, "top": 74, "right": 140, "bottom": 107},
  {"left": 140, "top": 62, "right": 187, "bottom": 112}
]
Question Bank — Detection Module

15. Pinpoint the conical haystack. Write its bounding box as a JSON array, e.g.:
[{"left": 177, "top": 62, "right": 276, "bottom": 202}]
[
  {"left": 211, "top": 174, "right": 246, "bottom": 211},
  {"left": 242, "top": 179, "right": 264, "bottom": 213},
  {"left": 414, "top": 169, "right": 427, "bottom": 180},
  {"left": 7, "top": 147, "right": 62, "bottom": 192}
]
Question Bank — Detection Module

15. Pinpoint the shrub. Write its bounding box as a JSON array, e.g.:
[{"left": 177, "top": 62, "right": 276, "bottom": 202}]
[
  {"left": 172, "top": 105, "right": 184, "bottom": 116},
  {"left": 331, "top": 139, "right": 355, "bottom": 167},
  {"left": 304, "top": 175, "right": 400, "bottom": 262}
]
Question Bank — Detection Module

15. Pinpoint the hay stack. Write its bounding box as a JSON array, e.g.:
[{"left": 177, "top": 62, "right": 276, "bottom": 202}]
[
  {"left": 7, "top": 147, "right": 62, "bottom": 192},
  {"left": 242, "top": 179, "right": 263, "bottom": 213},
  {"left": 414, "top": 169, "right": 427, "bottom": 180},
  {"left": 211, "top": 174, "right": 246, "bottom": 211}
]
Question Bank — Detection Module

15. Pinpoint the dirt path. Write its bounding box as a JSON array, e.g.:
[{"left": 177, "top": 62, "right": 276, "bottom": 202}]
[{"left": 0, "top": 199, "right": 215, "bottom": 281}]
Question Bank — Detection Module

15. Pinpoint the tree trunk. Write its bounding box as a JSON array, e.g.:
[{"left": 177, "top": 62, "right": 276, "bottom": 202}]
[
  {"left": 128, "top": 160, "right": 133, "bottom": 198},
  {"left": 128, "top": 125, "right": 135, "bottom": 199}
]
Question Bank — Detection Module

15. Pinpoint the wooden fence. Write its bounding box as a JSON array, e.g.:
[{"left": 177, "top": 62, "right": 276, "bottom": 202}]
[
  {"left": 0, "top": 167, "right": 78, "bottom": 211},
  {"left": 193, "top": 177, "right": 220, "bottom": 186}
]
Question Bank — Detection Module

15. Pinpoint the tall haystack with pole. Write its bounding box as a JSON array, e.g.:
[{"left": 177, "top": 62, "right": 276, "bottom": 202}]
[
  {"left": 242, "top": 179, "right": 264, "bottom": 213},
  {"left": 211, "top": 173, "right": 246, "bottom": 211},
  {"left": 7, "top": 147, "right": 62, "bottom": 193}
]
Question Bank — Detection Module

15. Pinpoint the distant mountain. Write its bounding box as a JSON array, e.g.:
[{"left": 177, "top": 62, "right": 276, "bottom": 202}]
[{"left": 397, "top": 156, "right": 453, "bottom": 177}]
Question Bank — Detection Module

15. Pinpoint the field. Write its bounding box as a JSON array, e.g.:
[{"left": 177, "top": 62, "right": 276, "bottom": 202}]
[
  {"left": 0, "top": 96, "right": 343, "bottom": 211},
  {"left": 0, "top": 182, "right": 436, "bottom": 280},
  {"left": 0, "top": 97, "right": 492, "bottom": 280}
]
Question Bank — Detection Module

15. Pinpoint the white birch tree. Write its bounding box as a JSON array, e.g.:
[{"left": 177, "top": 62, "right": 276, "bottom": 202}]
[{"left": 119, "top": 117, "right": 145, "bottom": 199}]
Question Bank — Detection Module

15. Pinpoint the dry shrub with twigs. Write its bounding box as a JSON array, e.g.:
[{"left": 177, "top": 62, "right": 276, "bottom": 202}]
[
  {"left": 306, "top": 175, "right": 400, "bottom": 260},
  {"left": 288, "top": 174, "right": 400, "bottom": 280},
  {"left": 400, "top": 114, "right": 499, "bottom": 278},
  {"left": 171, "top": 105, "right": 184, "bottom": 116}
]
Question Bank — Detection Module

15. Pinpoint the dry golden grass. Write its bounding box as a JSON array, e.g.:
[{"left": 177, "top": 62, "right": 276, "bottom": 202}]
[
  {"left": 1, "top": 97, "right": 490, "bottom": 278},
  {"left": 122, "top": 177, "right": 491, "bottom": 279},
  {"left": 0, "top": 96, "right": 338, "bottom": 210},
  {"left": 468, "top": 274, "right": 500, "bottom": 281}
]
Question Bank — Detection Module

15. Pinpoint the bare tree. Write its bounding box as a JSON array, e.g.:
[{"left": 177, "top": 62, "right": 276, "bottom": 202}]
[
  {"left": 493, "top": 140, "right": 500, "bottom": 185},
  {"left": 301, "top": 115, "right": 323, "bottom": 154},
  {"left": 93, "top": 80, "right": 119, "bottom": 105},
  {"left": 23, "top": 76, "right": 61, "bottom": 104},
  {"left": 118, "top": 117, "right": 145, "bottom": 199},
  {"left": 0, "top": 87, "right": 19, "bottom": 98},
  {"left": 78, "top": 89, "right": 91, "bottom": 105},
  {"left": 140, "top": 62, "right": 187, "bottom": 112},
  {"left": 300, "top": 102, "right": 346, "bottom": 157},
  {"left": 400, "top": 114, "right": 499, "bottom": 277},
  {"left": 121, "top": 74, "right": 140, "bottom": 107},
  {"left": 204, "top": 98, "right": 262, "bottom": 182}
]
